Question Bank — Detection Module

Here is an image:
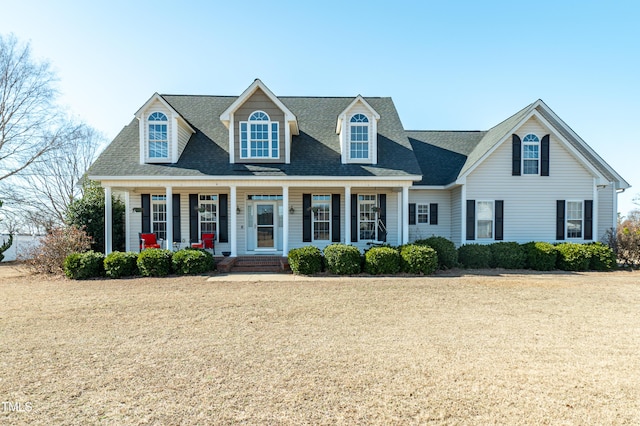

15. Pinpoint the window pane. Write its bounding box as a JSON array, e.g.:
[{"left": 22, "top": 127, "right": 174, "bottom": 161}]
[
  {"left": 477, "top": 201, "right": 493, "bottom": 239},
  {"left": 567, "top": 201, "right": 583, "bottom": 238},
  {"left": 417, "top": 204, "right": 429, "bottom": 223}
]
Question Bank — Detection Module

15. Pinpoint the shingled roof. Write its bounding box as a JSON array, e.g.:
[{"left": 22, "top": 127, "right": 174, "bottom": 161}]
[{"left": 88, "top": 95, "right": 423, "bottom": 179}]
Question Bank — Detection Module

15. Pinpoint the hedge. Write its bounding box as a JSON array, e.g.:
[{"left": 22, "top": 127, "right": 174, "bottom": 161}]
[
  {"left": 458, "top": 244, "right": 491, "bottom": 269},
  {"left": 172, "top": 248, "right": 215, "bottom": 275},
  {"left": 137, "top": 249, "right": 173, "bottom": 277},
  {"left": 323, "top": 244, "right": 361, "bottom": 275},
  {"left": 64, "top": 250, "right": 105, "bottom": 280},
  {"left": 104, "top": 251, "right": 139, "bottom": 278},
  {"left": 288, "top": 246, "right": 323, "bottom": 275},
  {"left": 523, "top": 242, "right": 557, "bottom": 271},
  {"left": 400, "top": 244, "right": 438, "bottom": 275},
  {"left": 556, "top": 243, "right": 590, "bottom": 271},
  {"left": 364, "top": 246, "right": 401, "bottom": 275},
  {"left": 415, "top": 236, "right": 457, "bottom": 269},
  {"left": 489, "top": 242, "right": 525, "bottom": 269}
]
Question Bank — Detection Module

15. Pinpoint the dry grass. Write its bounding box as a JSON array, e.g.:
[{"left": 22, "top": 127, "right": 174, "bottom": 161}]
[{"left": 1, "top": 266, "right": 640, "bottom": 425}]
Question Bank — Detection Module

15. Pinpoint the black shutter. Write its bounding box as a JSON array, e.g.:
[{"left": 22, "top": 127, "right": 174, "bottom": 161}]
[
  {"left": 495, "top": 200, "right": 504, "bottom": 241},
  {"left": 141, "top": 194, "right": 151, "bottom": 233},
  {"left": 430, "top": 203, "right": 438, "bottom": 225},
  {"left": 584, "top": 200, "right": 593, "bottom": 240},
  {"left": 189, "top": 194, "right": 198, "bottom": 243},
  {"left": 302, "top": 194, "right": 312, "bottom": 242},
  {"left": 332, "top": 194, "right": 341, "bottom": 242},
  {"left": 172, "top": 194, "right": 181, "bottom": 242},
  {"left": 378, "top": 194, "right": 387, "bottom": 242},
  {"left": 466, "top": 200, "right": 475, "bottom": 240},
  {"left": 512, "top": 134, "right": 522, "bottom": 176},
  {"left": 409, "top": 203, "right": 416, "bottom": 225},
  {"left": 219, "top": 194, "right": 228, "bottom": 243},
  {"left": 541, "top": 134, "right": 550, "bottom": 176},
  {"left": 556, "top": 200, "right": 565, "bottom": 240},
  {"left": 351, "top": 194, "right": 358, "bottom": 242}
]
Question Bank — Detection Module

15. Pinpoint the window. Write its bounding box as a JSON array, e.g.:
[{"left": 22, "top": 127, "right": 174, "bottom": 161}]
[
  {"left": 522, "top": 134, "right": 539, "bottom": 175},
  {"left": 198, "top": 195, "right": 218, "bottom": 236},
  {"left": 476, "top": 201, "right": 494, "bottom": 239},
  {"left": 567, "top": 201, "right": 583, "bottom": 238},
  {"left": 359, "top": 194, "right": 377, "bottom": 240},
  {"left": 240, "top": 111, "right": 279, "bottom": 159},
  {"left": 312, "top": 195, "right": 331, "bottom": 241},
  {"left": 151, "top": 195, "right": 167, "bottom": 240},
  {"left": 349, "top": 114, "right": 369, "bottom": 159},
  {"left": 417, "top": 204, "right": 429, "bottom": 224},
  {"left": 148, "top": 112, "right": 168, "bottom": 159}
]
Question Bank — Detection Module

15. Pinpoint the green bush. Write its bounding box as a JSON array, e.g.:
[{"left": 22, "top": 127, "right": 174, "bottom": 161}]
[
  {"left": 104, "top": 251, "right": 139, "bottom": 278},
  {"left": 137, "top": 249, "right": 173, "bottom": 277},
  {"left": 586, "top": 242, "right": 617, "bottom": 271},
  {"left": 64, "top": 250, "right": 105, "bottom": 280},
  {"left": 364, "top": 246, "right": 401, "bottom": 275},
  {"left": 400, "top": 244, "right": 438, "bottom": 275},
  {"left": 457, "top": 244, "right": 491, "bottom": 269},
  {"left": 288, "top": 246, "right": 323, "bottom": 275},
  {"left": 172, "top": 248, "right": 215, "bottom": 275},
  {"left": 323, "top": 244, "right": 361, "bottom": 275},
  {"left": 415, "top": 236, "right": 457, "bottom": 269},
  {"left": 556, "top": 243, "right": 591, "bottom": 271},
  {"left": 523, "top": 242, "right": 557, "bottom": 271},
  {"left": 489, "top": 242, "right": 526, "bottom": 269}
]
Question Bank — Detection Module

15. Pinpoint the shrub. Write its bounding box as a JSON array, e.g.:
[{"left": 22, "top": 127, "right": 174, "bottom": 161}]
[
  {"left": 364, "top": 246, "right": 401, "bottom": 275},
  {"left": 288, "top": 246, "right": 323, "bottom": 275},
  {"left": 457, "top": 244, "right": 491, "bottom": 269},
  {"left": 24, "top": 226, "right": 93, "bottom": 275},
  {"left": 104, "top": 251, "right": 139, "bottom": 278},
  {"left": 586, "top": 242, "right": 617, "bottom": 271},
  {"left": 415, "top": 236, "right": 457, "bottom": 269},
  {"left": 556, "top": 243, "right": 591, "bottom": 271},
  {"left": 400, "top": 244, "right": 438, "bottom": 275},
  {"left": 172, "top": 248, "right": 215, "bottom": 275},
  {"left": 606, "top": 212, "right": 640, "bottom": 268},
  {"left": 489, "top": 242, "right": 526, "bottom": 269},
  {"left": 137, "top": 249, "right": 173, "bottom": 277},
  {"left": 523, "top": 242, "right": 557, "bottom": 271},
  {"left": 64, "top": 250, "right": 104, "bottom": 280},
  {"left": 323, "top": 244, "right": 361, "bottom": 275}
]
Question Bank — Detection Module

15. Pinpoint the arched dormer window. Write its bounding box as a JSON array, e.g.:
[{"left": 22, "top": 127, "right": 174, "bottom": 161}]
[
  {"left": 240, "top": 110, "right": 279, "bottom": 159},
  {"left": 349, "top": 114, "right": 369, "bottom": 160},
  {"left": 522, "top": 134, "right": 540, "bottom": 174},
  {"left": 148, "top": 112, "right": 168, "bottom": 159}
]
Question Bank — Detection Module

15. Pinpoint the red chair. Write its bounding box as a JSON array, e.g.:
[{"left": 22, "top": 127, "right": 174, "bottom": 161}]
[
  {"left": 140, "top": 233, "right": 161, "bottom": 250},
  {"left": 191, "top": 233, "right": 215, "bottom": 254}
]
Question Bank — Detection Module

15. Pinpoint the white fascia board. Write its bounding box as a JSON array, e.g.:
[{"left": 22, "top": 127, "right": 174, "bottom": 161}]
[
  {"left": 89, "top": 175, "right": 423, "bottom": 183},
  {"left": 336, "top": 95, "right": 381, "bottom": 133},
  {"left": 134, "top": 93, "right": 195, "bottom": 133},
  {"left": 220, "top": 79, "right": 299, "bottom": 134},
  {"left": 534, "top": 100, "right": 630, "bottom": 189}
]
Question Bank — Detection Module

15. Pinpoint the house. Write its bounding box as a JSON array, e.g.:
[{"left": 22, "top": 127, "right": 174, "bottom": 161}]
[{"left": 88, "top": 79, "right": 629, "bottom": 256}]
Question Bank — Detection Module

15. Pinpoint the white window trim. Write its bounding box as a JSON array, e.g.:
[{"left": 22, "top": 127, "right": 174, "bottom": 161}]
[
  {"left": 198, "top": 194, "right": 219, "bottom": 240},
  {"left": 566, "top": 200, "right": 584, "bottom": 239},
  {"left": 347, "top": 114, "right": 372, "bottom": 163},
  {"left": 146, "top": 112, "right": 170, "bottom": 163},
  {"left": 311, "top": 194, "right": 331, "bottom": 242},
  {"left": 416, "top": 203, "right": 429, "bottom": 224},
  {"left": 522, "top": 133, "right": 540, "bottom": 176},
  {"left": 239, "top": 110, "right": 279, "bottom": 160},
  {"left": 476, "top": 200, "right": 495, "bottom": 240},
  {"left": 151, "top": 194, "right": 167, "bottom": 241},
  {"left": 358, "top": 194, "right": 379, "bottom": 242}
]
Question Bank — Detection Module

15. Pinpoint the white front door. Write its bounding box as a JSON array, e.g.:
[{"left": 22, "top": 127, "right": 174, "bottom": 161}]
[{"left": 255, "top": 203, "right": 276, "bottom": 250}]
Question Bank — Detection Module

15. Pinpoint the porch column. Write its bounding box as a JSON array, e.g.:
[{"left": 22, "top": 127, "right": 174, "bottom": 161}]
[
  {"left": 282, "top": 185, "right": 289, "bottom": 255},
  {"left": 165, "top": 186, "right": 173, "bottom": 250},
  {"left": 397, "top": 189, "right": 402, "bottom": 246},
  {"left": 124, "top": 191, "right": 131, "bottom": 252},
  {"left": 402, "top": 186, "right": 409, "bottom": 244},
  {"left": 104, "top": 186, "right": 113, "bottom": 254},
  {"left": 344, "top": 185, "right": 351, "bottom": 244},
  {"left": 230, "top": 186, "right": 237, "bottom": 257}
]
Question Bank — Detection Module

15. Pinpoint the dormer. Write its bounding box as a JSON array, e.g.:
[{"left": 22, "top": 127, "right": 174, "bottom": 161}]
[
  {"left": 135, "top": 94, "right": 195, "bottom": 164},
  {"left": 336, "top": 95, "right": 380, "bottom": 164},
  {"left": 220, "top": 79, "right": 299, "bottom": 164}
]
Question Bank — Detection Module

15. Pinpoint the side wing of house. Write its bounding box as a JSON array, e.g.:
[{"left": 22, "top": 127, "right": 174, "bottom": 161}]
[{"left": 458, "top": 102, "right": 628, "bottom": 245}]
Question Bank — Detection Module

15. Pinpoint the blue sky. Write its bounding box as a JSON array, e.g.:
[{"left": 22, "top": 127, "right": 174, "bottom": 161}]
[{"left": 1, "top": 0, "right": 638, "bottom": 215}]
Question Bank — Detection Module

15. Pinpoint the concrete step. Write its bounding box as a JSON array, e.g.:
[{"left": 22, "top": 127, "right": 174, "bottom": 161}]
[{"left": 216, "top": 256, "right": 289, "bottom": 273}]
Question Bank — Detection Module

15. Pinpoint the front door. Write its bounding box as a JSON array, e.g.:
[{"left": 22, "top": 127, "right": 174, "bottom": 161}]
[{"left": 256, "top": 203, "right": 276, "bottom": 249}]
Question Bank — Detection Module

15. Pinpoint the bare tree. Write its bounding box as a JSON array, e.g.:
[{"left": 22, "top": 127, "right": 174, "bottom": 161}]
[
  {"left": 0, "top": 34, "right": 65, "bottom": 182},
  {"left": 11, "top": 123, "right": 105, "bottom": 225}
]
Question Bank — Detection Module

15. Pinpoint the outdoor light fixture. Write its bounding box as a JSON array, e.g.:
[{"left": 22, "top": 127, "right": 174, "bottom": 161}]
[
  {"left": 236, "top": 207, "right": 241, "bottom": 215},
  {"left": 132, "top": 207, "right": 143, "bottom": 213},
  {"left": 289, "top": 206, "right": 295, "bottom": 214}
]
